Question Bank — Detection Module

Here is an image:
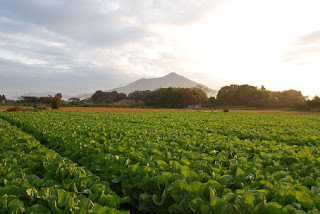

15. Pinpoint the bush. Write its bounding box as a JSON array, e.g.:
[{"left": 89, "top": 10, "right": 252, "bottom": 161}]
[
  {"left": 51, "top": 93, "right": 62, "bottom": 109},
  {"left": 6, "top": 107, "right": 31, "bottom": 112},
  {"left": 223, "top": 108, "right": 230, "bottom": 112}
]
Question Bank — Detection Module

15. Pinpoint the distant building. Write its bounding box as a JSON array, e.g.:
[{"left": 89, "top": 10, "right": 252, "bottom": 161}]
[
  {"left": 80, "top": 99, "right": 93, "bottom": 105},
  {"left": 6, "top": 100, "right": 17, "bottom": 104},
  {"left": 0, "top": 95, "right": 6, "bottom": 104},
  {"left": 187, "top": 104, "right": 201, "bottom": 109},
  {"left": 117, "top": 99, "right": 133, "bottom": 104},
  {"left": 68, "top": 97, "right": 80, "bottom": 103}
]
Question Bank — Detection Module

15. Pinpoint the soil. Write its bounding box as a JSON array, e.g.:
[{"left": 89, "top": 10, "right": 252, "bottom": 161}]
[
  {"left": 59, "top": 107, "right": 189, "bottom": 113},
  {"left": 1, "top": 106, "right": 319, "bottom": 114}
]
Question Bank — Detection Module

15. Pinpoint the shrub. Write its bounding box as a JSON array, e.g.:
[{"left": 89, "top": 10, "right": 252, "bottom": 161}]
[
  {"left": 51, "top": 93, "right": 62, "bottom": 109},
  {"left": 6, "top": 107, "right": 30, "bottom": 112}
]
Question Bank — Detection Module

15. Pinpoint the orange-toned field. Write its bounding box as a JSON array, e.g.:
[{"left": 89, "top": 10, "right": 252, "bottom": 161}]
[
  {"left": 1, "top": 106, "right": 319, "bottom": 114},
  {"left": 60, "top": 107, "right": 310, "bottom": 114},
  {"left": 59, "top": 107, "right": 189, "bottom": 113}
]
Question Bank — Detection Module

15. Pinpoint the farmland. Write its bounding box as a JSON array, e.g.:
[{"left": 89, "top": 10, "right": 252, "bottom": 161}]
[{"left": 0, "top": 112, "right": 320, "bottom": 213}]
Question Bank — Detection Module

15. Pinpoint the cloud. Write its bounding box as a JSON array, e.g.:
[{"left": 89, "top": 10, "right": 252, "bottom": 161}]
[
  {"left": 297, "top": 31, "right": 320, "bottom": 45},
  {"left": 283, "top": 31, "right": 320, "bottom": 64},
  {"left": 0, "top": 0, "right": 217, "bottom": 47},
  {"left": 0, "top": 57, "right": 132, "bottom": 97},
  {"left": 0, "top": 0, "right": 220, "bottom": 97}
]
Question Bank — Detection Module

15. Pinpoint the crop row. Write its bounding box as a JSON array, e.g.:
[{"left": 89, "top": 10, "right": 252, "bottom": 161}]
[
  {"left": 0, "top": 118, "right": 128, "bottom": 213},
  {"left": 1, "top": 112, "right": 320, "bottom": 213}
]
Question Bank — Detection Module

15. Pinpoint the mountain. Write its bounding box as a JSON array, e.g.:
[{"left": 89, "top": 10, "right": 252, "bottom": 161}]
[
  {"left": 10, "top": 73, "right": 216, "bottom": 100},
  {"left": 18, "top": 91, "right": 57, "bottom": 99},
  {"left": 108, "top": 72, "right": 217, "bottom": 96},
  {"left": 15, "top": 92, "right": 93, "bottom": 101}
]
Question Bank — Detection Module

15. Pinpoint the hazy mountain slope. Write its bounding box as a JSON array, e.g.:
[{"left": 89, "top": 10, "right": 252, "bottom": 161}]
[
  {"left": 108, "top": 72, "right": 217, "bottom": 95},
  {"left": 16, "top": 92, "right": 93, "bottom": 101}
]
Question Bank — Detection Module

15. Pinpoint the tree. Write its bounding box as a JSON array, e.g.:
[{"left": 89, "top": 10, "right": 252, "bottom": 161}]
[
  {"left": 216, "top": 84, "right": 276, "bottom": 107},
  {"left": 216, "top": 85, "right": 238, "bottom": 106},
  {"left": 140, "top": 87, "right": 208, "bottom": 108},
  {"left": 91, "top": 91, "right": 127, "bottom": 103},
  {"left": 51, "top": 93, "right": 62, "bottom": 109},
  {"left": 189, "top": 88, "right": 207, "bottom": 106},
  {"left": 128, "top": 90, "right": 151, "bottom": 103},
  {"left": 20, "top": 96, "right": 38, "bottom": 104},
  {"left": 307, "top": 96, "right": 320, "bottom": 108},
  {"left": 272, "top": 90, "right": 305, "bottom": 108},
  {"left": 216, "top": 84, "right": 260, "bottom": 106}
]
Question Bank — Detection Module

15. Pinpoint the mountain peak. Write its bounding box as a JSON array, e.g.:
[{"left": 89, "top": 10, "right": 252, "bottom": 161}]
[
  {"left": 165, "top": 72, "right": 180, "bottom": 77},
  {"left": 166, "top": 72, "right": 180, "bottom": 76},
  {"left": 107, "top": 73, "right": 217, "bottom": 96}
]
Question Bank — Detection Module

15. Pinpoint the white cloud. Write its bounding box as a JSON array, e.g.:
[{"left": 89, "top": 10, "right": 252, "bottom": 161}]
[{"left": 0, "top": 0, "right": 320, "bottom": 97}]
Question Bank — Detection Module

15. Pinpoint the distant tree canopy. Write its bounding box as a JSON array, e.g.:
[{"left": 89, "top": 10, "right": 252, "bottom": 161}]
[
  {"left": 216, "top": 84, "right": 270, "bottom": 107},
  {"left": 91, "top": 90, "right": 126, "bottom": 103},
  {"left": 128, "top": 90, "right": 151, "bottom": 102},
  {"left": 90, "top": 87, "right": 208, "bottom": 108},
  {"left": 20, "top": 96, "right": 52, "bottom": 104},
  {"left": 51, "top": 93, "right": 62, "bottom": 109},
  {"left": 18, "top": 85, "right": 317, "bottom": 110},
  {"left": 142, "top": 87, "right": 207, "bottom": 108},
  {"left": 272, "top": 90, "right": 306, "bottom": 108},
  {"left": 19, "top": 94, "right": 62, "bottom": 109},
  {"left": 88, "top": 86, "right": 318, "bottom": 109},
  {"left": 214, "top": 84, "right": 306, "bottom": 108},
  {"left": 306, "top": 96, "right": 320, "bottom": 108}
]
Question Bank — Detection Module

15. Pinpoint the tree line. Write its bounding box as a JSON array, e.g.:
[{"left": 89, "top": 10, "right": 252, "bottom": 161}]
[
  {"left": 17, "top": 85, "right": 320, "bottom": 109},
  {"left": 209, "top": 85, "right": 308, "bottom": 108},
  {"left": 91, "top": 87, "right": 207, "bottom": 108},
  {"left": 91, "top": 85, "right": 320, "bottom": 109},
  {"left": 19, "top": 93, "right": 62, "bottom": 109}
]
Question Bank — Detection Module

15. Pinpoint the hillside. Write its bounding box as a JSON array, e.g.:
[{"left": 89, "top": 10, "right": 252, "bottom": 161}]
[{"left": 108, "top": 72, "right": 217, "bottom": 96}]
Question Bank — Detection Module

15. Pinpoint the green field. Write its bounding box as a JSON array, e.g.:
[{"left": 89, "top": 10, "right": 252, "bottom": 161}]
[{"left": 1, "top": 112, "right": 320, "bottom": 213}]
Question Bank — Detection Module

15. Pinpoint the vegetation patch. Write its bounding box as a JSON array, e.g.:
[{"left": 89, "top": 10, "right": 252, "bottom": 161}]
[{"left": 1, "top": 112, "right": 320, "bottom": 213}]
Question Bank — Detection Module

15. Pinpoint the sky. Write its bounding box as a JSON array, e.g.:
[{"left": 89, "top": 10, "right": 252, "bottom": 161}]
[{"left": 0, "top": 0, "right": 320, "bottom": 98}]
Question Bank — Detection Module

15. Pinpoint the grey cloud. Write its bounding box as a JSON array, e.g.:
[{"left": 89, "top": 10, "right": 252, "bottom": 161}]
[
  {"left": 283, "top": 47, "right": 320, "bottom": 63},
  {"left": 0, "top": 0, "right": 221, "bottom": 97},
  {"left": 117, "top": 0, "right": 219, "bottom": 25},
  {"left": 0, "top": 0, "right": 218, "bottom": 46},
  {"left": 283, "top": 31, "right": 320, "bottom": 64},
  {"left": 297, "top": 31, "right": 320, "bottom": 45},
  {"left": 0, "top": 0, "right": 148, "bottom": 47},
  {"left": 0, "top": 57, "right": 133, "bottom": 97}
]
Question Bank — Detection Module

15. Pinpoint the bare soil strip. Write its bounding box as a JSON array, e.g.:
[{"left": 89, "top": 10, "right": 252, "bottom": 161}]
[
  {"left": 59, "top": 107, "right": 189, "bottom": 113},
  {"left": 1, "top": 106, "right": 319, "bottom": 114}
]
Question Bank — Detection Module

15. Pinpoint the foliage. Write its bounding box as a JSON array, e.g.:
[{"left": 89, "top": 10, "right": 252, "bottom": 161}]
[
  {"left": 1, "top": 112, "right": 320, "bottom": 213},
  {"left": 0, "top": 118, "right": 127, "bottom": 213},
  {"left": 136, "top": 87, "right": 207, "bottom": 108},
  {"left": 128, "top": 90, "right": 151, "bottom": 103},
  {"left": 51, "top": 93, "right": 62, "bottom": 109},
  {"left": 91, "top": 91, "right": 127, "bottom": 103},
  {"left": 89, "top": 84, "right": 314, "bottom": 109},
  {"left": 272, "top": 90, "right": 306, "bottom": 108},
  {"left": 307, "top": 96, "right": 320, "bottom": 109},
  {"left": 6, "top": 107, "right": 31, "bottom": 112},
  {"left": 91, "top": 87, "right": 208, "bottom": 108},
  {"left": 214, "top": 84, "right": 306, "bottom": 108},
  {"left": 19, "top": 96, "right": 52, "bottom": 104}
]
